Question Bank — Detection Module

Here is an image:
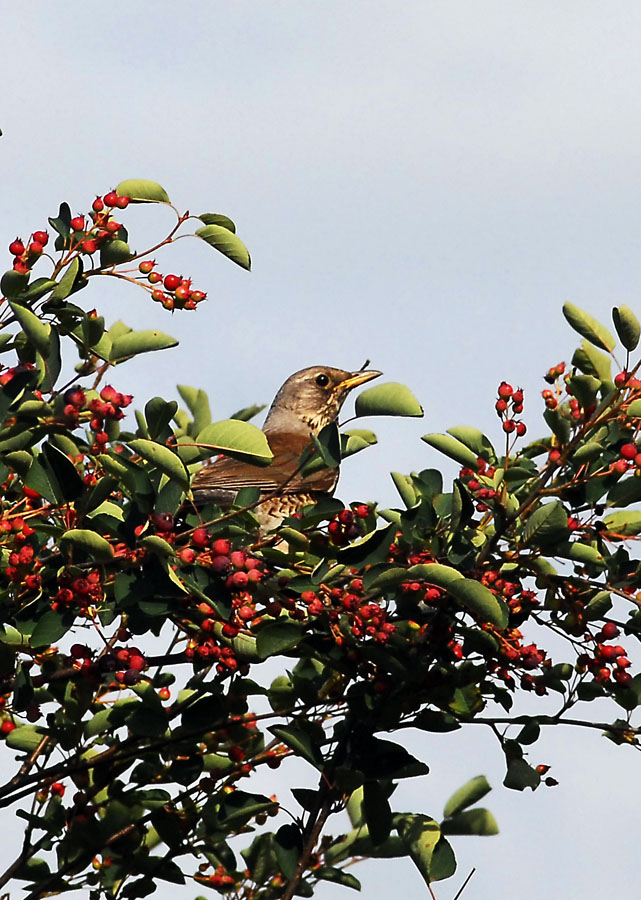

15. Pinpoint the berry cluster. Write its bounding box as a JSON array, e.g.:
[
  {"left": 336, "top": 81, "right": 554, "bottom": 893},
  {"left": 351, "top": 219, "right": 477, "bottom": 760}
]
[
  {"left": 459, "top": 457, "right": 498, "bottom": 511},
  {"left": 51, "top": 570, "right": 104, "bottom": 613},
  {"left": 141, "top": 262, "right": 207, "bottom": 311},
  {"left": 543, "top": 362, "right": 566, "bottom": 385},
  {"left": 62, "top": 384, "right": 133, "bottom": 452},
  {"left": 10, "top": 230, "right": 50, "bottom": 275},
  {"left": 495, "top": 382, "right": 526, "bottom": 436},
  {"left": 69, "top": 191, "right": 130, "bottom": 256},
  {"left": 577, "top": 622, "right": 632, "bottom": 687},
  {"left": 68, "top": 635, "right": 148, "bottom": 687},
  {"left": 327, "top": 505, "right": 370, "bottom": 546},
  {"left": 301, "top": 577, "right": 396, "bottom": 645},
  {"left": 2, "top": 517, "right": 38, "bottom": 585},
  {"left": 611, "top": 440, "right": 641, "bottom": 476}
]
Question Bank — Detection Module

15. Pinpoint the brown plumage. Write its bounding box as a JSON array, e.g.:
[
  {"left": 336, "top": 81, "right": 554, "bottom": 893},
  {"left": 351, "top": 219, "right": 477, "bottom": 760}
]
[{"left": 191, "top": 365, "right": 381, "bottom": 529}]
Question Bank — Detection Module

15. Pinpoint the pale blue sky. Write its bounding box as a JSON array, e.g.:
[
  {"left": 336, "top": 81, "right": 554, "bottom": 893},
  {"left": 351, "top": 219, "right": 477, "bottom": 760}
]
[{"left": 2, "top": 3, "right": 641, "bottom": 897}]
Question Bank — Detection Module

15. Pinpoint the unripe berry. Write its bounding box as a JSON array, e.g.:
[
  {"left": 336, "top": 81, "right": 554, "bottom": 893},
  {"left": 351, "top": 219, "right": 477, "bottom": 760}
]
[
  {"left": 138, "top": 260, "right": 155, "bottom": 274},
  {"left": 148, "top": 271, "right": 162, "bottom": 284}
]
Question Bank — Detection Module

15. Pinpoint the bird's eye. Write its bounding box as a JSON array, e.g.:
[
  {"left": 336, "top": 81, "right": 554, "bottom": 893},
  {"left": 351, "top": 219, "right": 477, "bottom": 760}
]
[{"left": 315, "top": 373, "right": 330, "bottom": 387}]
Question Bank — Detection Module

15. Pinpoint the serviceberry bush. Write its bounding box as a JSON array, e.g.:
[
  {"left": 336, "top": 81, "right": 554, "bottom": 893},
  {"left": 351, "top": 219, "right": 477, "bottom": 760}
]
[{"left": 1, "top": 179, "right": 641, "bottom": 899}]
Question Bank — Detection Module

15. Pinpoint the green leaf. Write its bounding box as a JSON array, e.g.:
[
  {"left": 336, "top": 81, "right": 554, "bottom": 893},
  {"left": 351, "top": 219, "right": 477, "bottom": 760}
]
[
  {"left": 100, "top": 239, "right": 133, "bottom": 266},
  {"left": 9, "top": 301, "right": 51, "bottom": 355},
  {"left": 441, "top": 808, "right": 498, "bottom": 836},
  {"left": 443, "top": 775, "right": 491, "bottom": 818},
  {"left": 603, "top": 510, "right": 641, "bottom": 536},
  {"left": 269, "top": 724, "right": 323, "bottom": 768},
  {"left": 341, "top": 428, "right": 377, "bottom": 459},
  {"left": 50, "top": 257, "right": 83, "bottom": 302},
  {"left": 412, "top": 710, "right": 461, "bottom": 733},
  {"left": 363, "top": 781, "right": 392, "bottom": 845},
  {"left": 522, "top": 501, "right": 569, "bottom": 546},
  {"left": 31, "top": 610, "right": 70, "bottom": 647},
  {"left": 562, "top": 302, "right": 616, "bottom": 352},
  {"left": 355, "top": 382, "right": 423, "bottom": 418},
  {"left": 25, "top": 443, "right": 83, "bottom": 504},
  {"left": 572, "top": 340, "right": 613, "bottom": 383},
  {"left": 195, "top": 419, "right": 273, "bottom": 464},
  {"left": 421, "top": 434, "right": 479, "bottom": 469},
  {"left": 195, "top": 224, "right": 251, "bottom": 270},
  {"left": 607, "top": 476, "right": 641, "bottom": 508},
  {"left": 110, "top": 329, "right": 178, "bottom": 362},
  {"left": 61, "top": 529, "right": 114, "bottom": 562},
  {"left": 129, "top": 439, "right": 189, "bottom": 489},
  {"left": 48, "top": 202, "right": 72, "bottom": 238},
  {"left": 315, "top": 867, "right": 361, "bottom": 891},
  {"left": 257, "top": 621, "right": 304, "bottom": 660},
  {"left": 1, "top": 270, "right": 29, "bottom": 299},
  {"left": 274, "top": 824, "right": 302, "bottom": 879},
  {"left": 613, "top": 305, "right": 640, "bottom": 352},
  {"left": 503, "top": 758, "right": 540, "bottom": 791},
  {"left": 554, "top": 541, "right": 606, "bottom": 567},
  {"left": 115, "top": 179, "right": 171, "bottom": 203},
  {"left": 395, "top": 814, "right": 441, "bottom": 886},
  {"left": 198, "top": 213, "right": 236, "bottom": 232},
  {"left": 21, "top": 278, "right": 57, "bottom": 302},
  {"left": 572, "top": 441, "right": 604, "bottom": 464},
  {"left": 311, "top": 422, "right": 341, "bottom": 468},
  {"left": 144, "top": 397, "right": 178, "bottom": 440},
  {"left": 6, "top": 724, "right": 47, "bottom": 752},
  {"left": 230, "top": 402, "right": 266, "bottom": 422},
  {"left": 390, "top": 471, "right": 417, "bottom": 508},
  {"left": 447, "top": 579, "right": 508, "bottom": 628},
  {"left": 177, "top": 384, "right": 211, "bottom": 434},
  {"left": 446, "top": 426, "right": 496, "bottom": 461}
]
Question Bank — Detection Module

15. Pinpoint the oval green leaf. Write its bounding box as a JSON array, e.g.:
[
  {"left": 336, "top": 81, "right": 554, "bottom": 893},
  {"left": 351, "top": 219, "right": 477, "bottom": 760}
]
[
  {"left": 129, "top": 439, "right": 189, "bottom": 489},
  {"left": 613, "top": 305, "right": 640, "bottom": 352},
  {"left": 443, "top": 775, "right": 491, "bottom": 818},
  {"left": 100, "top": 239, "right": 133, "bottom": 267},
  {"left": 8, "top": 301, "right": 51, "bottom": 355},
  {"left": 602, "top": 510, "right": 641, "bottom": 536},
  {"left": 198, "top": 213, "right": 236, "bottom": 232},
  {"left": 354, "top": 382, "right": 423, "bottom": 418},
  {"left": 195, "top": 224, "right": 251, "bottom": 270},
  {"left": 110, "top": 329, "right": 178, "bottom": 361},
  {"left": 441, "top": 808, "right": 498, "bottom": 836},
  {"left": 115, "top": 179, "right": 170, "bottom": 204},
  {"left": 195, "top": 420, "right": 273, "bottom": 464},
  {"left": 61, "top": 529, "right": 114, "bottom": 562},
  {"left": 447, "top": 578, "right": 508, "bottom": 628},
  {"left": 562, "top": 302, "right": 615, "bottom": 352},
  {"left": 422, "top": 433, "right": 479, "bottom": 469}
]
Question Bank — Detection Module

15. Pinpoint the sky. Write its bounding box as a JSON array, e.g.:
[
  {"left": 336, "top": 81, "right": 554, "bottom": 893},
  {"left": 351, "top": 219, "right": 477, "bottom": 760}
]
[{"left": 3, "top": 2, "right": 641, "bottom": 897}]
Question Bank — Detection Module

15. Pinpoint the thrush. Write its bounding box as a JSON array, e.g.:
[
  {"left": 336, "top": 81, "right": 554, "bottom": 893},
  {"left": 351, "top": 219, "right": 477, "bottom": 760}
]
[{"left": 191, "top": 365, "right": 381, "bottom": 530}]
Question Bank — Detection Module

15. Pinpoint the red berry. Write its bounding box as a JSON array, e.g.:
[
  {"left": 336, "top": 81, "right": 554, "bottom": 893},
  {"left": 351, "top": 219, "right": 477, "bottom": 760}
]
[
  {"left": 502, "top": 419, "right": 516, "bottom": 433},
  {"left": 600, "top": 622, "right": 619, "bottom": 640},
  {"left": 495, "top": 399, "right": 508, "bottom": 413},
  {"left": 92, "top": 196, "right": 105, "bottom": 212},
  {"left": 230, "top": 571, "right": 248, "bottom": 588},
  {"left": 104, "top": 191, "right": 119, "bottom": 207},
  {"left": 512, "top": 389, "right": 524, "bottom": 404},
  {"left": 178, "top": 548, "right": 196, "bottom": 564},
  {"left": 211, "top": 555, "right": 231, "bottom": 575},
  {"left": 615, "top": 371, "right": 629, "bottom": 387},
  {"left": 115, "top": 195, "right": 130, "bottom": 209},
  {"left": 212, "top": 538, "right": 231, "bottom": 556},
  {"left": 70, "top": 216, "right": 85, "bottom": 231},
  {"left": 151, "top": 289, "right": 166, "bottom": 302},
  {"left": 105, "top": 220, "right": 120, "bottom": 234},
  {"left": 51, "top": 782, "right": 65, "bottom": 797},
  {"left": 148, "top": 271, "right": 162, "bottom": 284},
  {"left": 28, "top": 241, "right": 44, "bottom": 255},
  {"left": 613, "top": 459, "right": 629, "bottom": 474},
  {"left": 8, "top": 239, "right": 24, "bottom": 256},
  {"left": 516, "top": 422, "right": 527, "bottom": 437},
  {"left": 81, "top": 239, "right": 98, "bottom": 254},
  {"left": 620, "top": 443, "right": 638, "bottom": 460},
  {"left": 355, "top": 504, "right": 370, "bottom": 518},
  {"left": 158, "top": 687, "right": 171, "bottom": 701},
  {"left": 191, "top": 290, "right": 207, "bottom": 303},
  {"left": 138, "top": 260, "right": 155, "bottom": 274},
  {"left": 174, "top": 285, "right": 191, "bottom": 301},
  {"left": 13, "top": 259, "right": 28, "bottom": 274},
  {"left": 192, "top": 527, "right": 210, "bottom": 548},
  {"left": 163, "top": 274, "right": 182, "bottom": 291},
  {"left": 498, "top": 381, "right": 513, "bottom": 398},
  {"left": 0, "top": 720, "right": 16, "bottom": 735},
  {"left": 32, "top": 231, "right": 48, "bottom": 246}
]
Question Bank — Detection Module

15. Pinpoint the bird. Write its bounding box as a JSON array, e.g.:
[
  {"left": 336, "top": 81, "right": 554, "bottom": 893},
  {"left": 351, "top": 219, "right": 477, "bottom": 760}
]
[{"left": 190, "top": 365, "right": 382, "bottom": 530}]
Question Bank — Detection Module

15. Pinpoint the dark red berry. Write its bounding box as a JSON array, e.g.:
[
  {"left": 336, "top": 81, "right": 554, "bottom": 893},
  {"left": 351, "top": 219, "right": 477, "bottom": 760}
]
[{"left": 8, "top": 239, "right": 24, "bottom": 256}]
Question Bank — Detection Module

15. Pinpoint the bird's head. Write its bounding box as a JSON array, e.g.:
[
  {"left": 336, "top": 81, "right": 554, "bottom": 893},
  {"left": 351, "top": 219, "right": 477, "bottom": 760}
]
[{"left": 263, "top": 365, "right": 382, "bottom": 435}]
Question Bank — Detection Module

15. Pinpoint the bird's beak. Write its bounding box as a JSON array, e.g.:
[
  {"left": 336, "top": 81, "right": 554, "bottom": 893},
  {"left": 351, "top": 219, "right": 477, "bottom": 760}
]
[{"left": 339, "top": 369, "right": 383, "bottom": 392}]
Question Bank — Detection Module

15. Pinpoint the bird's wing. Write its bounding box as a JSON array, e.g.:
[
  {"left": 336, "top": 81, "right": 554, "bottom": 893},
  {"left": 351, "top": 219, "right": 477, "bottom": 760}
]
[{"left": 191, "top": 433, "right": 338, "bottom": 500}]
